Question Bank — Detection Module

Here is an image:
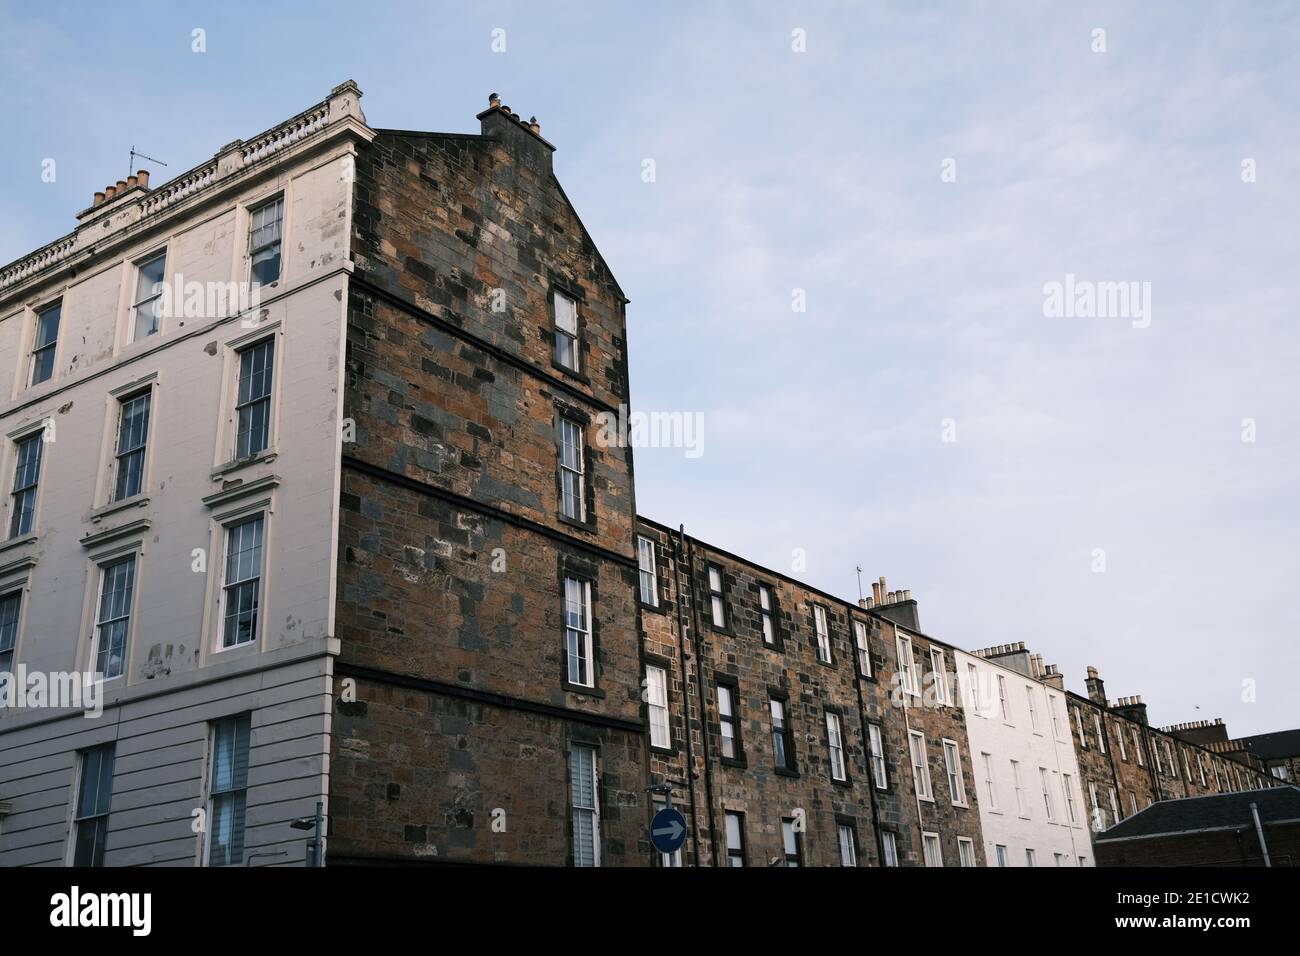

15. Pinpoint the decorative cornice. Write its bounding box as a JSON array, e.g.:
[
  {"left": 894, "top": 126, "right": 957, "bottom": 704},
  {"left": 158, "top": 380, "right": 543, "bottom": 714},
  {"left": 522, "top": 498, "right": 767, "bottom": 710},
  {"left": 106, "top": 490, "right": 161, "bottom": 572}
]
[
  {"left": 202, "top": 474, "right": 281, "bottom": 510},
  {"left": 80, "top": 517, "right": 151, "bottom": 550},
  {"left": 0, "top": 80, "right": 371, "bottom": 304}
]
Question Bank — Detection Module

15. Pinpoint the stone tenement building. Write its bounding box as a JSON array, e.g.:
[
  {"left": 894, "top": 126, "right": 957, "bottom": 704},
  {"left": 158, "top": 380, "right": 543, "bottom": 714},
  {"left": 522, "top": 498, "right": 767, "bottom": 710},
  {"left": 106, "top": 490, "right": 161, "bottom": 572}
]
[
  {"left": 0, "top": 82, "right": 1284, "bottom": 867},
  {"left": 635, "top": 519, "right": 983, "bottom": 867},
  {"left": 1163, "top": 720, "right": 1300, "bottom": 785}
]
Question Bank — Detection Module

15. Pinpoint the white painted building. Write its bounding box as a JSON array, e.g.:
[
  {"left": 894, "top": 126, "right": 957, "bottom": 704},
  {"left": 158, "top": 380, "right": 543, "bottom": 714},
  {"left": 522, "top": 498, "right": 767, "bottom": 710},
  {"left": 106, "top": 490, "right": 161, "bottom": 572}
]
[
  {"left": 956, "top": 644, "right": 1093, "bottom": 866},
  {"left": 0, "top": 82, "right": 371, "bottom": 865}
]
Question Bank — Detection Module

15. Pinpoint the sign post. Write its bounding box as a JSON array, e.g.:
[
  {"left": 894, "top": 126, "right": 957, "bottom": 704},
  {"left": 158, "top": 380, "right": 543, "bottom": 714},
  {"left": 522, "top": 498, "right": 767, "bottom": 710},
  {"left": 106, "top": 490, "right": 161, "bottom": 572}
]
[{"left": 647, "top": 783, "right": 688, "bottom": 858}]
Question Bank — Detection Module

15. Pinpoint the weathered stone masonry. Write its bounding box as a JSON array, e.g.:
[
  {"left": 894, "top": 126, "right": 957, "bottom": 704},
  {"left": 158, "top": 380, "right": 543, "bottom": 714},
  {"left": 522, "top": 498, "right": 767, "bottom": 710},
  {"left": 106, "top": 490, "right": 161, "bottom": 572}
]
[
  {"left": 637, "top": 518, "right": 984, "bottom": 867},
  {"left": 328, "top": 104, "right": 647, "bottom": 864}
]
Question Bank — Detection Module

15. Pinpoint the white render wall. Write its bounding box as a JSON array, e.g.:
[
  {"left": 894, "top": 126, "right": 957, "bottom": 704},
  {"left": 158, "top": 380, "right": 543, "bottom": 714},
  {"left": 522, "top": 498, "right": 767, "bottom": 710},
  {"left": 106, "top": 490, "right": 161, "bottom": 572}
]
[
  {"left": 956, "top": 648, "right": 1093, "bottom": 866},
  {"left": 0, "top": 85, "right": 368, "bottom": 865}
]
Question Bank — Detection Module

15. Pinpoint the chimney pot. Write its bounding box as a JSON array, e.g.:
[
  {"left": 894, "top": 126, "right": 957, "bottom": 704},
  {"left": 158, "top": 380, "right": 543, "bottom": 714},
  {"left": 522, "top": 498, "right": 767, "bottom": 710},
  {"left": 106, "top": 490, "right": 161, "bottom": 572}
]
[
  {"left": 137, "top": 169, "right": 150, "bottom": 188},
  {"left": 489, "top": 92, "right": 500, "bottom": 108},
  {"left": 93, "top": 191, "right": 105, "bottom": 206},
  {"left": 116, "top": 180, "right": 128, "bottom": 193},
  {"left": 105, "top": 185, "right": 116, "bottom": 200},
  {"left": 871, "top": 582, "right": 881, "bottom": 605},
  {"left": 529, "top": 116, "right": 540, "bottom": 134},
  {"left": 126, "top": 175, "right": 138, "bottom": 188},
  {"left": 902, "top": 589, "right": 912, "bottom": 601},
  {"left": 857, "top": 598, "right": 867, "bottom": 609}
]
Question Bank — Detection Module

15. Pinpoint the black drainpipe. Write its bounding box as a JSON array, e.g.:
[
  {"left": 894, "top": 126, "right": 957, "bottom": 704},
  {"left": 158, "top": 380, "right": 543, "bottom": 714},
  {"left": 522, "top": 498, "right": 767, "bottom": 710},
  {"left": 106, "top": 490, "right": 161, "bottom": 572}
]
[
  {"left": 852, "top": 619, "right": 887, "bottom": 866},
  {"left": 671, "top": 526, "right": 702, "bottom": 867},
  {"left": 681, "top": 526, "right": 720, "bottom": 866}
]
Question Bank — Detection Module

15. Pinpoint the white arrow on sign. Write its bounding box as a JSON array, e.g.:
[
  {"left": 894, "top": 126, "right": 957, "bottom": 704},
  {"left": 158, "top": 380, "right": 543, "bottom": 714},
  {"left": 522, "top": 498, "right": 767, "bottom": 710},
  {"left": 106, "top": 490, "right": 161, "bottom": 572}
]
[{"left": 653, "top": 818, "right": 685, "bottom": 840}]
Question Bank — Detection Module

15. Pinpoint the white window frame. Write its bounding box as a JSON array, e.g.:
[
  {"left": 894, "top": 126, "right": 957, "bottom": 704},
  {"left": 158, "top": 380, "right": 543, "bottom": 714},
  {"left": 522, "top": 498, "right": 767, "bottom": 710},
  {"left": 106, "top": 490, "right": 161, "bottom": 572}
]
[
  {"left": 881, "top": 831, "right": 899, "bottom": 867},
  {"left": 552, "top": 288, "right": 580, "bottom": 373},
  {"left": 966, "top": 662, "right": 982, "bottom": 713},
  {"left": 70, "top": 743, "right": 115, "bottom": 867},
  {"left": 217, "top": 514, "right": 265, "bottom": 651},
  {"left": 717, "top": 683, "right": 738, "bottom": 760},
  {"left": 997, "top": 674, "right": 1010, "bottom": 722},
  {"left": 909, "top": 730, "right": 933, "bottom": 800},
  {"left": 921, "top": 831, "right": 943, "bottom": 867},
  {"left": 1133, "top": 727, "right": 1145, "bottom": 766},
  {"left": 1012, "top": 759, "right": 1028, "bottom": 817},
  {"left": 646, "top": 664, "right": 670, "bottom": 749},
  {"left": 826, "top": 710, "right": 846, "bottom": 781},
  {"left": 110, "top": 389, "right": 152, "bottom": 503},
  {"left": 724, "top": 811, "right": 745, "bottom": 867},
  {"left": 897, "top": 634, "right": 919, "bottom": 696},
  {"left": 1049, "top": 694, "right": 1062, "bottom": 737},
  {"left": 1075, "top": 706, "right": 1088, "bottom": 749},
  {"left": 91, "top": 554, "right": 137, "bottom": 681},
  {"left": 204, "top": 713, "right": 251, "bottom": 867},
  {"left": 781, "top": 819, "right": 802, "bottom": 867},
  {"left": 853, "top": 619, "right": 871, "bottom": 677},
  {"left": 957, "top": 837, "right": 976, "bottom": 867},
  {"left": 247, "top": 194, "right": 285, "bottom": 287},
  {"left": 994, "top": 844, "right": 1008, "bottom": 867},
  {"left": 29, "top": 300, "right": 62, "bottom": 387},
  {"left": 707, "top": 564, "right": 725, "bottom": 627},
  {"left": 981, "top": 751, "right": 998, "bottom": 810},
  {"left": 1117, "top": 721, "right": 1128, "bottom": 760},
  {"left": 930, "top": 648, "right": 949, "bottom": 705},
  {"left": 636, "top": 535, "right": 658, "bottom": 607},
  {"left": 1063, "top": 774, "right": 1078, "bottom": 824},
  {"left": 7, "top": 428, "right": 45, "bottom": 540},
  {"left": 1039, "top": 767, "right": 1055, "bottom": 821},
  {"left": 564, "top": 577, "right": 594, "bottom": 687},
  {"left": 868, "top": 723, "right": 887, "bottom": 789},
  {"left": 837, "top": 823, "right": 858, "bottom": 866},
  {"left": 758, "top": 584, "right": 775, "bottom": 645},
  {"left": 569, "top": 743, "right": 600, "bottom": 867},
  {"left": 1094, "top": 712, "right": 1107, "bottom": 754},
  {"left": 1026, "top": 848, "right": 1037, "bottom": 867},
  {"left": 129, "top": 249, "right": 167, "bottom": 343},
  {"left": 813, "top": 605, "right": 831, "bottom": 663},
  {"left": 1025, "top": 686, "right": 1039, "bottom": 731},
  {"left": 559, "top": 417, "right": 586, "bottom": 521},
  {"left": 942, "top": 738, "right": 966, "bottom": 805}
]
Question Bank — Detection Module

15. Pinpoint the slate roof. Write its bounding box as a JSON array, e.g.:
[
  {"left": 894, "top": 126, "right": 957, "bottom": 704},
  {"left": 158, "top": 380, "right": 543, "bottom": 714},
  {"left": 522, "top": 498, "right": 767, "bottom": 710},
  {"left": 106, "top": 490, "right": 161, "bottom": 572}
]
[
  {"left": 1097, "top": 786, "right": 1300, "bottom": 841},
  {"left": 1234, "top": 729, "right": 1300, "bottom": 761}
]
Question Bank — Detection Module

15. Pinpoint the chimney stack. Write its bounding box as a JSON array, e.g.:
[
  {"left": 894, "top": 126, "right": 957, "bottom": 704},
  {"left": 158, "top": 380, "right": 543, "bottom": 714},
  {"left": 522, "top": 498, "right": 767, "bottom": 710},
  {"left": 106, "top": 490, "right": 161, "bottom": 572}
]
[
  {"left": 1113, "top": 695, "right": 1148, "bottom": 727},
  {"left": 477, "top": 92, "right": 554, "bottom": 175},
  {"left": 1085, "top": 666, "right": 1107, "bottom": 707},
  {"left": 90, "top": 168, "right": 151, "bottom": 209},
  {"left": 1041, "top": 663, "right": 1064, "bottom": 691}
]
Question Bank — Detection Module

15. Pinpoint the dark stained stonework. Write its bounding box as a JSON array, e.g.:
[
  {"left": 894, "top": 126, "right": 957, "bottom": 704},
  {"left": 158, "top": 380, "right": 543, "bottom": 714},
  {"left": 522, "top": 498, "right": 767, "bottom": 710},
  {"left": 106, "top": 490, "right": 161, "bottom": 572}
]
[{"left": 329, "top": 113, "right": 645, "bottom": 865}]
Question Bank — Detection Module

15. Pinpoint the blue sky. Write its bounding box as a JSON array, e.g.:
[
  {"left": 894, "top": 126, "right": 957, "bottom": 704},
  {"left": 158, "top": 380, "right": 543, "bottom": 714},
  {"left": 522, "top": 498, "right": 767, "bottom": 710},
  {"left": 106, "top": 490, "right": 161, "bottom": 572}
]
[{"left": 2, "top": 1, "right": 1297, "bottom": 736}]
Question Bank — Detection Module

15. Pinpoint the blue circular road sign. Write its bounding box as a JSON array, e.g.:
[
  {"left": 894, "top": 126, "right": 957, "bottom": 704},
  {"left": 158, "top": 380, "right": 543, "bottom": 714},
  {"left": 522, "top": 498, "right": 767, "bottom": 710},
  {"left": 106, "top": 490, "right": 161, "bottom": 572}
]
[{"left": 649, "top": 806, "right": 688, "bottom": 855}]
